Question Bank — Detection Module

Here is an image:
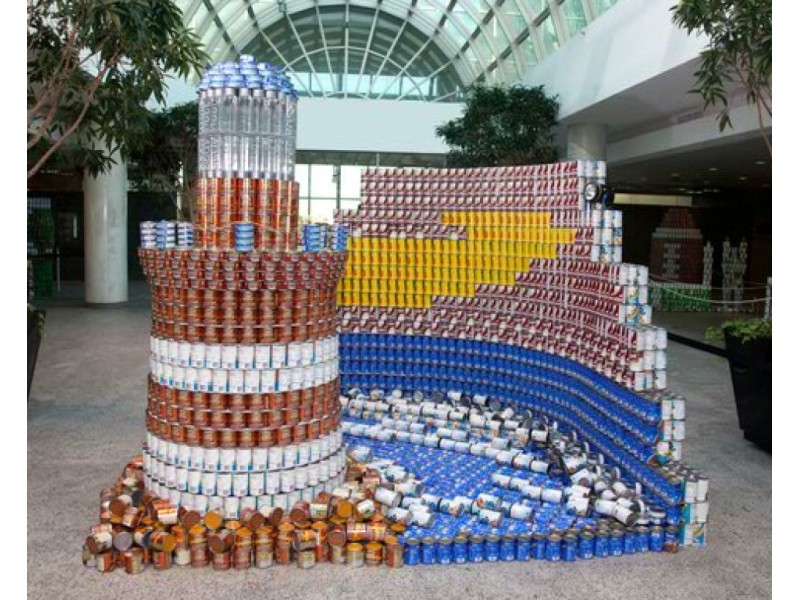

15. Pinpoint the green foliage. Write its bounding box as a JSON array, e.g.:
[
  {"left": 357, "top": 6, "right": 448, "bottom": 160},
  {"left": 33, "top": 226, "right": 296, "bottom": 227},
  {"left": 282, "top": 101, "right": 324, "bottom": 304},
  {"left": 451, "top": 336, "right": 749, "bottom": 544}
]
[
  {"left": 28, "top": 209, "right": 55, "bottom": 253},
  {"left": 435, "top": 85, "right": 560, "bottom": 168},
  {"left": 671, "top": 0, "right": 771, "bottom": 154},
  {"left": 130, "top": 101, "right": 199, "bottom": 218},
  {"left": 27, "top": 0, "right": 208, "bottom": 179},
  {"left": 706, "top": 318, "right": 771, "bottom": 343},
  {"left": 27, "top": 304, "right": 46, "bottom": 334}
]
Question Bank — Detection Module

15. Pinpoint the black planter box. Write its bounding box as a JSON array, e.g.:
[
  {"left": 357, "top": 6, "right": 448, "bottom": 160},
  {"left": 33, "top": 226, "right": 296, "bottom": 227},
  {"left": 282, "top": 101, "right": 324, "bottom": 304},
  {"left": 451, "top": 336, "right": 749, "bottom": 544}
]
[
  {"left": 724, "top": 332, "right": 771, "bottom": 452},
  {"left": 28, "top": 310, "right": 45, "bottom": 400}
]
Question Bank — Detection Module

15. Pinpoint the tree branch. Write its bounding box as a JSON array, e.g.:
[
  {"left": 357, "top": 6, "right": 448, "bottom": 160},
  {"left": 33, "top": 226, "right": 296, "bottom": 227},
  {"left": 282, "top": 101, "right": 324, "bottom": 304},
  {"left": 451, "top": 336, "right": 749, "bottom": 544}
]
[
  {"left": 754, "top": 93, "right": 772, "bottom": 159},
  {"left": 27, "top": 19, "right": 82, "bottom": 126},
  {"left": 28, "top": 56, "right": 117, "bottom": 179}
]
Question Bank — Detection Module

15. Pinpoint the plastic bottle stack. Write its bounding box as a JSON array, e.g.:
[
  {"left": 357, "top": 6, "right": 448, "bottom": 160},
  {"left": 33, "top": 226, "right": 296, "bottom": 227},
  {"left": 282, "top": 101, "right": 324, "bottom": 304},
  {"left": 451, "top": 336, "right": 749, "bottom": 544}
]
[{"left": 194, "top": 55, "right": 301, "bottom": 251}]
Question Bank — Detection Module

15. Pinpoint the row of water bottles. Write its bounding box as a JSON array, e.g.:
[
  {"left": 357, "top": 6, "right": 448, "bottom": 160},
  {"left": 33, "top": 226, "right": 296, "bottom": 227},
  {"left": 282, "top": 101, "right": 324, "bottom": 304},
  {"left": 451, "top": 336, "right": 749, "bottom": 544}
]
[{"left": 197, "top": 55, "right": 298, "bottom": 181}]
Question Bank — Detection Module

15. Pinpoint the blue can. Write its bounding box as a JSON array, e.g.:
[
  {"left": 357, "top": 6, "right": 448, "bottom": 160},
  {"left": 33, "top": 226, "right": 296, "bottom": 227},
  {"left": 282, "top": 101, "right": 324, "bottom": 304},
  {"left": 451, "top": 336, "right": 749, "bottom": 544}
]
[
  {"left": 516, "top": 533, "right": 531, "bottom": 561},
  {"left": 404, "top": 539, "right": 421, "bottom": 566},
  {"left": 437, "top": 538, "right": 453, "bottom": 565},
  {"left": 545, "top": 534, "right": 562, "bottom": 562},
  {"left": 636, "top": 526, "right": 650, "bottom": 553},
  {"left": 453, "top": 535, "right": 469, "bottom": 564},
  {"left": 649, "top": 526, "right": 665, "bottom": 552},
  {"left": 532, "top": 533, "right": 547, "bottom": 560},
  {"left": 623, "top": 528, "right": 637, "bottom": 554},
  {"left": 500, "top": 535, "right": 516, "bottom": 562},
  {"left": 610, "top": 530, "right": 624, "bottom": 557},
  {"left": 421, "top": 538, "right": 437, "bottom": 565},
  {"left": 595, "top": 531, "right": 610, "bottom": 558},
  {"left": 578, "top": 532, "right": 595, "bottom": 559},
  {"left": 665, "top": 504, "right": 682, "bottom": 526},
  {"left": 468, "top": 535, "right": 485, "bottom": 563},
  {"left": 485, "top": 534, "right": 501, "bottom": 562},
  {"left": 665, "top": 525, "right": 679, "bottom": 548},
  {"left": 562, "top": 534, "right": 577, "bottom": 562}
]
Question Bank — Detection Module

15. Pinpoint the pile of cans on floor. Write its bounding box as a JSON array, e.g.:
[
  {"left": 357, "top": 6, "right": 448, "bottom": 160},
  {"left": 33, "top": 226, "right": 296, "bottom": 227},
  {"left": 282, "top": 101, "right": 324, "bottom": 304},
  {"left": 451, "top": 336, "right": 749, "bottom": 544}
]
[
  {"left": 82, "top": 452, "right": 410, "bottom": 574},
  {"left": 341, "top": 387, "right": 709, "bottom": 558}
]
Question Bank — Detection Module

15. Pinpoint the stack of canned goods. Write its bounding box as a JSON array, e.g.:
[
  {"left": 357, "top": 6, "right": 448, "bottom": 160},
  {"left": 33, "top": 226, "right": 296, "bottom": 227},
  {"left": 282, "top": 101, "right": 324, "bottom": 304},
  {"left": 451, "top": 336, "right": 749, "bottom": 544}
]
[
  {"left": 140, "top": 221, "right": 195, "bottom": 250},
  {"left": 83, "top": 453, "right": 409, "bottom": 574},
  {"left": 302, "top": 223, "right": 350, "bottom": 253}
]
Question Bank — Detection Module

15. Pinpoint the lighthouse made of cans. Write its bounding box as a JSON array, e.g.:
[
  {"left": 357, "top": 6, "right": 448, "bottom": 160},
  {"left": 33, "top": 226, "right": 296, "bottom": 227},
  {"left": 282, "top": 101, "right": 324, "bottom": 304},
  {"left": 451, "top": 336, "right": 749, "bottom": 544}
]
[{"left": 137, "top": 55, "right": 348, "bottom": 519}]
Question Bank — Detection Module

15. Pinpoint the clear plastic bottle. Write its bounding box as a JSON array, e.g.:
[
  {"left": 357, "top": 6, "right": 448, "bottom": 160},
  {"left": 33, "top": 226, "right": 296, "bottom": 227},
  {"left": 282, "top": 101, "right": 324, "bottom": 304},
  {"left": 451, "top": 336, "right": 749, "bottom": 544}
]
[
  {"left": 207, "top": 75, "right": 226, "bottom": 177},
  {"left": 263, "top": 77, "right": 280, "bottom": 180},
  {"left": 221, "top": 75, "right": 242, "bottom": 177},
  {"left": 248, "top": 83, "right": 263, "bottom": 179},
  {"left": 284, "top": 89, "right": 298, "bottom": 180}
]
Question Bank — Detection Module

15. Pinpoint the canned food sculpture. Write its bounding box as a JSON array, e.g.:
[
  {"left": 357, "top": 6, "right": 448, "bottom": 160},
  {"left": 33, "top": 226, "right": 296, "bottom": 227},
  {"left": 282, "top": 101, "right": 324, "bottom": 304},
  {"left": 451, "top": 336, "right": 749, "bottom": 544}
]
[{"left": 335, "top": 161, "right": 709, "bottom": 551}]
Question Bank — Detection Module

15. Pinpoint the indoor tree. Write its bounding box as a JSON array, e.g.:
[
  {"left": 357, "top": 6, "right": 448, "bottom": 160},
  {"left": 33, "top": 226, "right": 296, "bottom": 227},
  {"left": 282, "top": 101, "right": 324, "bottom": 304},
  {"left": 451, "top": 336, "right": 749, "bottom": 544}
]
[
  {"left": 671, "top": 0, "right": 771, "bottom": 157},
  {"left": 27, "top": 0, "right": 208, "bottom": 179},
  {"left": 435, "top": 84, "right": 560, "bottom": 168},
  {"left": 130, "top": 101, "right": 199, "bottom": 221}
]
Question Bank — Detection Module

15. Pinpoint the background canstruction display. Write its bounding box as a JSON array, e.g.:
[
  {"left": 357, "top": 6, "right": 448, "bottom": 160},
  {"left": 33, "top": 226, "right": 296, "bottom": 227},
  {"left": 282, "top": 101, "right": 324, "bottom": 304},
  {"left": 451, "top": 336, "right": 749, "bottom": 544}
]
[{"left": 83, "top": 56, "right": 708, "bottom": 575}]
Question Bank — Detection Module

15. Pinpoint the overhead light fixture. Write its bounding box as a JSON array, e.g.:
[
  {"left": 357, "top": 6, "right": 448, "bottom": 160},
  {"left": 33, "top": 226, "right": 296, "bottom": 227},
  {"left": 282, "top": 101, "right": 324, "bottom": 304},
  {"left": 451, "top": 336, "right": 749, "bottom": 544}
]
[
  {"left": 583, "top": 182, "right": 615, "bottom": 206},
  {"left": 671, "top": 172, "right": 680, "bottom": 177},
  {"left": 755, "top": 160, "right": 766, "bottom": 165},
  {"left": 739, "top": 176, "right": 748, "bottom": 181},
  {"left": 708, "top": 167, "right": 718, "bottom": 172}
]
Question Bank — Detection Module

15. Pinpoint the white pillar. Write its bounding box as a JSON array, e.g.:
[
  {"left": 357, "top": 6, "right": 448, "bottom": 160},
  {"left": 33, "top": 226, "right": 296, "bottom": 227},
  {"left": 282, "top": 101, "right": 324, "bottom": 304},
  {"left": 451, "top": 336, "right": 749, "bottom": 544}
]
[
  {"left": 567, "top": 123, "right": 608, "bottom": 161},
  {"left": 83, "top": 154, "right": 128, "bottom": 304}
]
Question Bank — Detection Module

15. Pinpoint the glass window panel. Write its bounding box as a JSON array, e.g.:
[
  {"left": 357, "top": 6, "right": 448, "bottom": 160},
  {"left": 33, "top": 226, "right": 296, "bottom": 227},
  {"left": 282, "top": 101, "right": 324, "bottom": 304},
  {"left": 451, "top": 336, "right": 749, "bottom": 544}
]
[
  {"left": 443, "top": 18, "right": 470, "bottom": 47},
  {"left": 294, "top": 164, "right": 310, "bottom": 198},
  {"left": 539, "top": 14, "right": 560, "bottom": 56},
  {"left": 459, "top": 0, "right": 490, "bottom": 19},
  {"left": 486, "top": 15, "right": 509, "bottom": 48},
  {"left": 594, "top": 0, "right": 620, "bottom": 15},
  {"left": 340, "top": 166, "right": 362, "bottom": 199},
  {"left": 521, "top": 35, "right": 538, "bottom": 65},
  {"left": 450, "top": 6, "right": 478, "bottom": 33},
  {"left": 561, "top": 0, "right": 588, "bottom": 37},
  {"left": 308, "top": 199, "right": 337, "bottom": 223},
  {"left": 309, "top": 165, "right": 336, "bottom": 199},
  {"left": 499, "top": 2, "right": 529, "bottom": 39},
  {"left": 340, "top": 199, "right": 362, "bottom": 214}
]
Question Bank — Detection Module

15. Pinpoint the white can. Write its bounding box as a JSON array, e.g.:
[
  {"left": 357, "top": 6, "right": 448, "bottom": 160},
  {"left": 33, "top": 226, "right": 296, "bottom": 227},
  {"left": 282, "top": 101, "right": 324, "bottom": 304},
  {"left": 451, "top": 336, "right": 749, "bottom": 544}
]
[
  {"left": 178, "top": 444, "right": 192, "bottom": 468},
  {"left": 190, "top": 342, "right": 205, "bottom": 367},
  {"left": 184, "top": 367, "right": 198, "bottom": 391},
  {"left": 197, "top": 368, "right": 212, "bottom": 392},
  {"left": 205, "top": 344, "right": 222, "bottom": 369},
  {"left": 235, "top": 448, "right": 252, "bottom": 472},
  {"left": 173, "top": 366, "right": 186, "bottom": 390},
  {"left": 224, "top": 496, "right": 240, "bottom": 519},
  {"left": 265, "top": 471, "right": 280, "bottom": 495},
  {"left": 297, "top": 443, "right": 310, "bottom": 466},
  {"left": 269, "top": 446, "right": 283, "bottom": 470},
  {"left": 219, "top": 448, "right": 235, "bottom": 472},
  {"left": 374, "top": 487, "right": 401, "bottom": 508},
  {"left": 164, "top": 465, "right": 177, "bottom": 488},
  {"left": 280, "top": 469, "right": 295, "bottom": 493},
  {"left": 254, "top": 344, "right": 271, "bottom": 369},
  {"left": 244, "top": 370, "right": 261, "bottom": 393},
  {"left": 310, "top": 439, "right": 321, "bottom": 463},
  {"left": 167, "top": 340, "right": 180, "bottom": 365},
  {"left": 672, "top": 399, "right": 686, "bottom": 420},
  {"left": 211, "top": 369, "right": 228, "bottom": 393},
  {"left": 287, "top": 343, "right": 301, "bottom": 367},
  {"left": 228, "top": 370, "right": 244, "bottom": 393},
  {"left": 166, "top": 442, "right": 179, "bottom": 465},
  {"left": 188, "top": 470, "right": 202, "bottom": 494},
  {"left": 672, "top": 420, "right": 686, "bottom": 441},
  {"left": 201, "top": 472, "right": 216, "bottom": 496},
  {"left": 272, "top": 344, "right": 287, "bottom": 368},
  {"left": 541, "top": 488, "right": 563, "bottom": 504},
  {"left": 163, "top": 364, "right": 174, "bottom": 386},
  {"left": 237, "top": 345, "right": 255, "bottom": 369},
  {"left": 274, "top": 494, "right": 289, "bottom": 513},
  {"left": 261, "top": 369, "right": 276, "bottom": 393},
  {"left": 284, "top": 445, "right": 298, "bottom": 469},
  {"left": 252, "top": 448, "right": 267, "bottom": 471},
  {"left": 207, "top": 495, "right": 223, "bottom": 514},
  {"left": 178, "top": 341, "right": 192, "bottom": 367},
  {"left": 194, "top": 494, "right": 209, "bottom": 515},
  {"left": 307, "top": 463, "right": 319, "bottom": 486},
  {"left": 216, "top": 473, "right": 233, "bottom": 496},
  {"left": 290, "top": 367, "right": 303, "bottom": 390},
  {"left": 295, "top": 466, "right": 308, "bottom": 489},
  {"left": 188, "top": 446, "right": 204, "bottom": 470},
  {"left": 204, "top": 447, "right": 220, "bottom": 471},
  {"left": 175, "top": 467, "right": 188, "bottom": 491},
  {"left": 233, "top": 473, "right": 249, "bottom": 497},
  {"left": 221, "top": 344, "right": 237, "bottom": 369}
]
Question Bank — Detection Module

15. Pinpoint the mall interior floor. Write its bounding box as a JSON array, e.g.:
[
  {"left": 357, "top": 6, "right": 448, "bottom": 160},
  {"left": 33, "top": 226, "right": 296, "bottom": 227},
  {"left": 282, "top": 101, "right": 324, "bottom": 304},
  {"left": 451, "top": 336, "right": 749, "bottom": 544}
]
[{"left": 28, "top": 283, "right": 771, "bottom": 600}]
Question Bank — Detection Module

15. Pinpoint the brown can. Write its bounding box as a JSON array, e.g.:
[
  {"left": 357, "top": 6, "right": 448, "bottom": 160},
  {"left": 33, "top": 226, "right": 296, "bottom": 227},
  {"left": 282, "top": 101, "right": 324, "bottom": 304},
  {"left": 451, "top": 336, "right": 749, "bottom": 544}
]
[
  {"left": 365, "top": 542, "right": 383, "bottom": 566},
  {"left": 96, "top": 551, "right": 116, "bottom": 573},
  {"left": 208, "top": 529, "right": 234, "bottom": 554},
  {"left": 123, "top": 548, "right": 144, "bottom": 574},
  {"left": 211, "top": 549, "right": 231, "bottom": 570},
  {"left": 384, "top": 536, "right": 404, "bottom": 568},
  {"left": 152, "top": 550, "right": 172, "bottom": 571},
  {"left": 275, "top": 537, "right": 292, "bottom": 565}
]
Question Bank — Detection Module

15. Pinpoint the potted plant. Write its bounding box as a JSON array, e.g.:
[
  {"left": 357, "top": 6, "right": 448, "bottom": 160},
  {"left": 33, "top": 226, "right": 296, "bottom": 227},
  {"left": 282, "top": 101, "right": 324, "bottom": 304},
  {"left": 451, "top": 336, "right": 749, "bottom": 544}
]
[
  {"left": 707, "top": 318, "right": 771, "bottom": 451},
  {"left": 28, "top": 303, "right": 46, "bottom": 400}
]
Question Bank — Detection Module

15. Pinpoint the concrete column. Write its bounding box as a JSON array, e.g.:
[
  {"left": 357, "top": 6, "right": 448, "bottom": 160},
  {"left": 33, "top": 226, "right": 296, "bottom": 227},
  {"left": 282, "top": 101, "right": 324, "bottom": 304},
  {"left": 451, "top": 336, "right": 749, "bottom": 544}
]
[
  {"left": 83, "top": 154, "right": 128, "bottom": 304},
  {"left": 567, "top": 123, "right": 608, "bottom": 161}
]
